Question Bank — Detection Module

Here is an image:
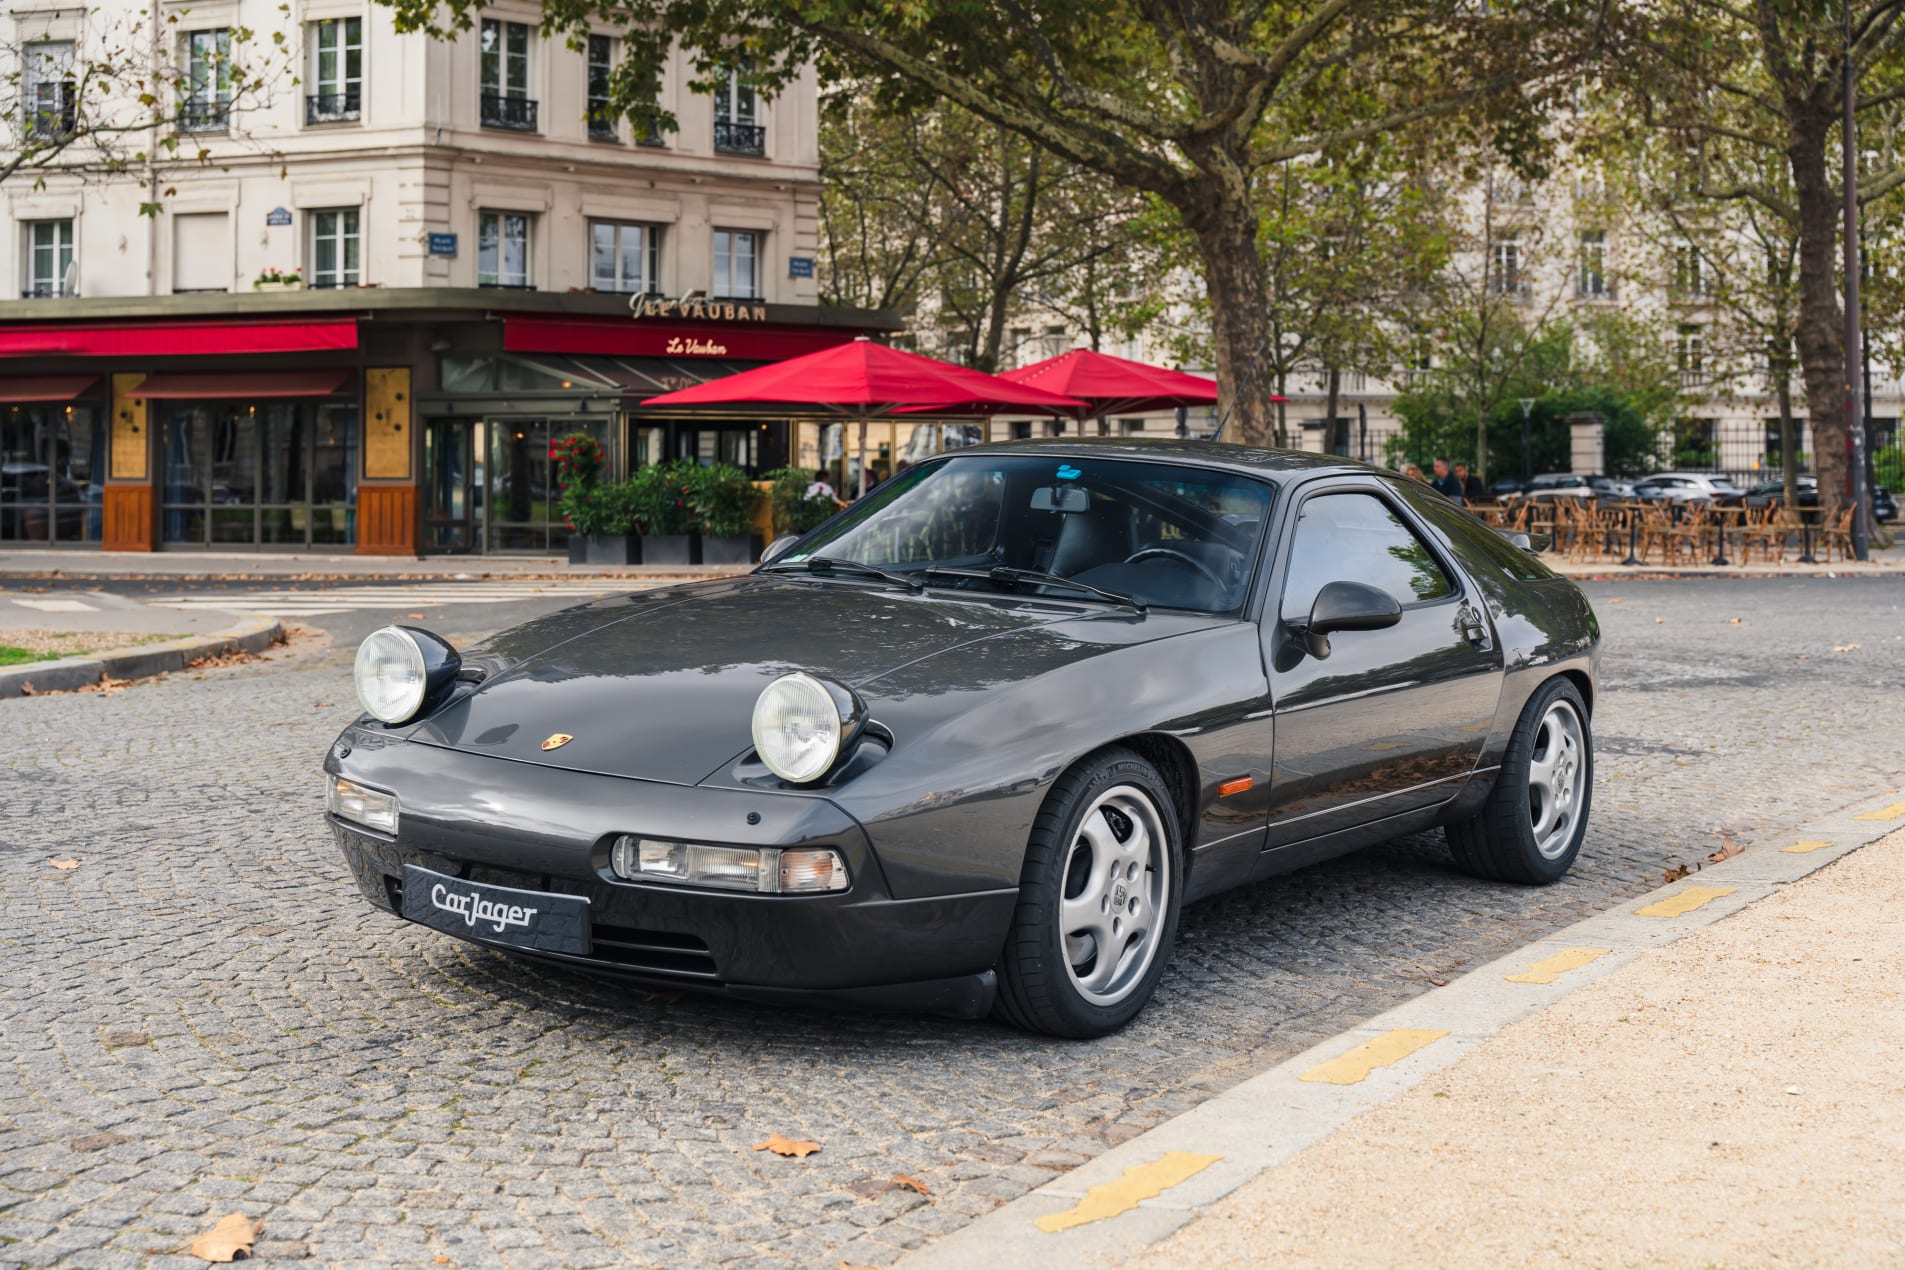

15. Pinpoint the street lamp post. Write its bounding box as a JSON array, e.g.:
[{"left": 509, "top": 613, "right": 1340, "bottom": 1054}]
[
  {"left": 1844, "top": 0, "right": 1871, "bottom": 559},
  {"left": 1519, "top": 398, "right": 1536, "bottom": 483}
]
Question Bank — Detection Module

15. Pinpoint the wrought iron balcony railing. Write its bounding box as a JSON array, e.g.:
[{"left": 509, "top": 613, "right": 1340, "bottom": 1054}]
[
  {"left": 481, "top": 93, "right": 538, "bottom": 131},
  {"left": 713, "top": 120, "right": 765, "bottom": 156},
  {"left": 305, "top": 89, "right": 361, "bottom": 125}
]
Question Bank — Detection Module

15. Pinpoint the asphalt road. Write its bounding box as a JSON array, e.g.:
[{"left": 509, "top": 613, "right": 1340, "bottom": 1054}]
[{"left": 2, "top": 576, "right": 1901, "bottom": 1268}]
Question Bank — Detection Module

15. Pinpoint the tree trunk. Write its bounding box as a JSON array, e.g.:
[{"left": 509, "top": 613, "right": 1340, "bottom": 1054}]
[
  {"left": 1184, "top": 186, "right": 1275, "bottom": 447},
  {"left": 1786, "top": 110, "right": 1849, "bottom": 515},
  {"left": 1776, "top": 344, "right": 1798, "bottom": 508}
]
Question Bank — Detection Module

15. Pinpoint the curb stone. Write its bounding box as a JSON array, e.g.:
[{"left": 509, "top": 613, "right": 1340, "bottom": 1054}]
[
  {"left": 898, "top": 787, "right": 1905, "bottom": 1269},
  {"left": 0, "top": 613, "right": 285, "bottom": 700}
]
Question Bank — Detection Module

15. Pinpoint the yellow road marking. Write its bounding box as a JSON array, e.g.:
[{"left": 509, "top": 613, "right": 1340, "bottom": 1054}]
[
  {"left": 1034, "top": 1152, "right": 1222, "bottom": 1233},
  {"left": 1781, "top": 840, "right": 1832, "bottom": 854},
  {"left": 1299, "top": 1028, "right": 1448, "bottom": 1085},
  {"left": 1854, "top": 803, "right": 1905, "bottom": 821},
  {"left": 1636, "top": 885, "right": 1737, "bottom": 918},
  {"left": 1506, "top": 947, "right": 1610, "bottom": 984}
]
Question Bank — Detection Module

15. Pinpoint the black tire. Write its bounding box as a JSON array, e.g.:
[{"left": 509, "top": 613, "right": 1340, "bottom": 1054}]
[
  {"left": 1446, "top": 677, "right": 1592, "bottom": 885},
  {"left": 994, "top": 748, "right": 1183, "bottom": 1038}
]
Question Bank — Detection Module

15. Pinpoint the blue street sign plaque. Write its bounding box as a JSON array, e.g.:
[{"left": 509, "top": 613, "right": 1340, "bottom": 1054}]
[
  {"left": 787, "top": 256, "right": 814, "bottom": 279},
  {"left": 428, "top": 233, "right": 458, "bottom": 257},
  {"left": 265, "top": 207, "right": 293, "bottom": 227}
]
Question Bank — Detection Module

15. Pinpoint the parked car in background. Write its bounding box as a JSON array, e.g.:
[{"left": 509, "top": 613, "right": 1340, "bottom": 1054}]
[
  {"left": 1743, "top": 476, "right": 1900, "bottom": 522},
  {"left": 1581, "top": 475, "right": 1637, "bottom": 499},
  {"left": 1490, "top": 476, "right": 1526, "bottom": 499},
  {"left": 1505, "top": 474, "right": 1598, "bottom": 503},
  {"left": 1630, "top": 473, "right": 1746, "bottom": 507}
]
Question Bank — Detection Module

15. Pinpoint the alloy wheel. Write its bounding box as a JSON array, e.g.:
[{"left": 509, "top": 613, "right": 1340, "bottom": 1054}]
[
  {"left": 1058, "top": 784, "right": 1171, "bottom": 1007},
  {"left": 1528, "top": 699, "right": 1587, "bottom": 859}
]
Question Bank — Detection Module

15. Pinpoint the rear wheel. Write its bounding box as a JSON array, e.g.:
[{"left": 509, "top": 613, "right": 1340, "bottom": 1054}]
[
  {"left": 995, "top": 749, "right": 1182, "bottom": 1038},
  {"left": 1446, "top": 678, "right": 1592, "bottom": 885}
]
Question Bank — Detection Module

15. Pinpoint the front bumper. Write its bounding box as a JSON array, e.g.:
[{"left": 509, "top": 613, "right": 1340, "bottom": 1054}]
[{"left": 325, "top": 730, "right": 1015, "bottom": 1018}]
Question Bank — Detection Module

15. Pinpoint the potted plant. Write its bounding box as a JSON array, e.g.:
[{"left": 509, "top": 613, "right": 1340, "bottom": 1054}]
[
  {"left": 627, "top": 459, "right": 701, "bottom": 564},
  {"left": 689, "top": 463, "right": 765, "bottom": 564},
  {"left": 553, "top": 433, "right": 637, "bottom": 564},
  {"left": 253, "top": 267, "right": 304, "bottom": 292}
]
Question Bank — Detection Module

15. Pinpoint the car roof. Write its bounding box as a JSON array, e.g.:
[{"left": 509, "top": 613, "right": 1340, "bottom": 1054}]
[{"left": 938, "top": 437, "right": 1379, "bottom": 484}]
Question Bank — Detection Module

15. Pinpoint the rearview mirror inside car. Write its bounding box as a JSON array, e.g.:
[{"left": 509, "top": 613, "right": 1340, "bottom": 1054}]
[{"left": 1030, "top": 486, "right": 1090, "bottom": 513}]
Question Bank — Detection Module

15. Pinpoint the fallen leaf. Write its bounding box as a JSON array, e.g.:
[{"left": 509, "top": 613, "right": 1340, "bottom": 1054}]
[
  {"left": 48, "top": 858, "right": 79, "bottom": 870},
  {"left": 1707, "top": 832, "right": 1742, "bottom": 864},
  {"left": 1728, "top": 617, "right": 1743, "bottom": 625},
  {"left": 892, "top": 1174, "right": 931, "bottom": 1196},
  {"left": 188, "top": 1212, "right": 259, "bottom": 1262},
  {"left": 754, "top": 1133, "right": 821, "bottom": 1158},
  {"left": 19, "top": 680, "right": 35, "bottom": 695},
  {"left": 1833, "top": 642, "right": 1862, "bottom": 652},
  {"left": 1607, "top": 597, "right": 1625, "bottom": 604},
  {"left": 314, "top": 701, "right": 334, "bottom": 708},
  {"left": 1663, "top": 863, "right": 1691, "bottom": 883},
  {"left": 1654, "top": 616, "right": 1664, "bottom": 624},
  {"left": 406, "top": 612, "right": 426, "bottom": 619},
  {"left": 840, "top": 1263, "right": 878, "bottom": 1270},
  {"left": 435, "top": 1258, "right": 450, "bottom": 1265}
]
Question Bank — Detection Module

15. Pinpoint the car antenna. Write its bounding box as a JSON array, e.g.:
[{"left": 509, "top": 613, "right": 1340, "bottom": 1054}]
[{"left": 1209, "top": 341, "right": 1269, "bottom": 444}]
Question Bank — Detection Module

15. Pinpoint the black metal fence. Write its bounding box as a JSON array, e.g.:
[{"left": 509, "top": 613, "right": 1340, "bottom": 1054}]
[{"left": 1669, "top": 416, "right": 1902, "bottom": 489}]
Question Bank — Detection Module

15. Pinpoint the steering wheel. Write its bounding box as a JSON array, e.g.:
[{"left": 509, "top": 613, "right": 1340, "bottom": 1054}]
[{"left": 1122, "top": 547, "right": 1225, "bottom": 587}]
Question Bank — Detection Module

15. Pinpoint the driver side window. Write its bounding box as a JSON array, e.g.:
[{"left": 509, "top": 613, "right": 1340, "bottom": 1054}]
[{"left": 1281, "top": 491, "right": 1453, "bottom": 620}]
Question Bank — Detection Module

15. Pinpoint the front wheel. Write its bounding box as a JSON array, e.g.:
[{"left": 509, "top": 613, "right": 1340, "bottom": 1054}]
[
  {"left": 994, "top": 749, "right": 1182, "bottom": 1038},
  {"left": 1446, "top": 678, "right": 1592, "bottom": 885}
]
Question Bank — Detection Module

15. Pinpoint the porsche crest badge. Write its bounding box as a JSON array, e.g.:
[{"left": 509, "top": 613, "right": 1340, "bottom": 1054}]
[{"left": 540, "top": 733, "right": 574, "bottom": 751}]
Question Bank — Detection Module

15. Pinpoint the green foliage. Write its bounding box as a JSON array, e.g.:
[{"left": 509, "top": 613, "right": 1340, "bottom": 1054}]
[
  {"left": 1876, "top": 447, "right": 1905, "bottom": 493},
  {"left": 765, "top": 467, "right": 840, "bottom": 536},
  {"left": 625, "top": 460, "right": 698, "bottom": 536},
  {"left": 684, "top": 463, "right": 761, "bottom": 537},
  {"left": 552, "top": 433, "right": 625, "bottom": 536}
]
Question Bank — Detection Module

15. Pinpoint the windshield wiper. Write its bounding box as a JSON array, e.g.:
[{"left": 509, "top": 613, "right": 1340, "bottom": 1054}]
[
  {"left": 924, "top": 565, "right": 1146, "bottom": 614},
  {"left": 764, "top": 555, "right": 923, "bottom": 593}
]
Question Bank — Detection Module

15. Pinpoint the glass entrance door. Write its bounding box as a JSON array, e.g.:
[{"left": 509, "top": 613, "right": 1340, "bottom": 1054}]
[{"left": 421, "top": 418, "right": 485, "bottom": 552}]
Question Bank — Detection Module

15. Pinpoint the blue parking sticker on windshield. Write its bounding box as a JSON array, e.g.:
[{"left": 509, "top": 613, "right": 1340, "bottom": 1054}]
[{"left": 1056, "top": 464, "right": 1081, "bottom": 480}]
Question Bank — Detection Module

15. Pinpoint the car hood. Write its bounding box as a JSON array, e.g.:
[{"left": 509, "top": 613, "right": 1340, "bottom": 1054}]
[{"left": 410, "top": 575, "right": 1153, "bottom": 785}]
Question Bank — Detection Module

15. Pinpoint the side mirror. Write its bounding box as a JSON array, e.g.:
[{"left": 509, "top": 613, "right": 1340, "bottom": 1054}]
[
  {"left": 1290, "top": 580, "right": 1402, "bottom": 660},
  {"left": 759, "top": 534, "right": 802, "bottom": 566}
]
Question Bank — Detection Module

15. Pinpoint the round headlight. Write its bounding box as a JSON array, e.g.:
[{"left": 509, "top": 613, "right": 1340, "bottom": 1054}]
[
  {"left": 355, "top": 626, "right": 428, "bottom": 724},
  {"left": 751, "top": 672, "right": 862, "bottom": 784}
]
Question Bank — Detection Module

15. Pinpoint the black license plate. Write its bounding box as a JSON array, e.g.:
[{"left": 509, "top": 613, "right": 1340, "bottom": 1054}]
[{"left": 401, "top": 865, "right": 591, "bottom": 956}]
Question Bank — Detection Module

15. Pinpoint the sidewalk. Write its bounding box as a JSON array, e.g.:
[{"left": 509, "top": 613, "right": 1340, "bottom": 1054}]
[
  {"left": 0, "top": 549, "right": 748, "bottom": 582},
  {"left": 1144, "top": 824, "right": 1905, "bottom": 1266},
  {"left": 900, "top": 792, "right": 1905, "bottom": 1270}
]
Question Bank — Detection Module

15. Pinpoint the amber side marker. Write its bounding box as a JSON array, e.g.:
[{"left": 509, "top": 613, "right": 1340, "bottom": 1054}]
[{"left": 1218, "top": 776, "right": 1254, "bottom": 797}]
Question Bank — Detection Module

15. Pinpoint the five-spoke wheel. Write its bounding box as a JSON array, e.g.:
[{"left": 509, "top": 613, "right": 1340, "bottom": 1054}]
[{"left": 1446, "top": 676, "right": 1593, "bottom": 885}]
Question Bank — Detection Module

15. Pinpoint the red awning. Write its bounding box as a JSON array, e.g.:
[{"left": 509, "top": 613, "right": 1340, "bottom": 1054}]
[
  {"left": 126, "top": 370, "right": 354, "bottom": 399},
  {"left": 0, "top": 318, "right": 358, "bottom": 358},
  {"left": 505, "top": 315, "right": 861, "bottom": 361},
  {"left": 995, "top": 348, "right": 1259, "bottom": 418},
  {"left": 0, "top": 375, "right": 100, "bottom": 403}
]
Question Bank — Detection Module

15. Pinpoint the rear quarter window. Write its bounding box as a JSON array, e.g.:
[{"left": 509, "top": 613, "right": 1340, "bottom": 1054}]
[{"left": 1394, "top": 483, "right": 1559, "bottom": 586}]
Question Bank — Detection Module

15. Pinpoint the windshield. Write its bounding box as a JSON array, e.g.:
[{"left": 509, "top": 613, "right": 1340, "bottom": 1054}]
[{"left": 781, "top": 454, "right": 1273, "bottom": 613}]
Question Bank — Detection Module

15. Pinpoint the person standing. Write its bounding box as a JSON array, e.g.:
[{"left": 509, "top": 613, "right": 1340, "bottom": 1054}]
[
  {"left": 1455, "top": 461, "right": 1487, "bottom": 503},
  {"left": 1431, "top": 457, "right": 1466, "bottom": 503}
]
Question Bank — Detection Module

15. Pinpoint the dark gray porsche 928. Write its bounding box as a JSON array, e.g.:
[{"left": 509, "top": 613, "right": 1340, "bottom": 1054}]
[{"left": 326, "top": 441, "right": 1598, "bottom": 1037}]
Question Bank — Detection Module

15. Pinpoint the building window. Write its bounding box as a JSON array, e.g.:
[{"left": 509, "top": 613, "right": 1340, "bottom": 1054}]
[
  {"left": 183, "top": 30, "right": 232, "bottom": 131},
  {"left": 1040, "top": 326, "right": 1068, "bottom": 360},
  {"left": 586, "top": 35, "right": 617, "bottom": 140},
  {"left": 307, "top": 18, "right": 362, "bottom": 124},
  {"left": 1119, "top": 418, "right": 1146, "bottom": 436},
  {"left": 310, "top": 209, "right": 360, "bottom": 288},
  {"left": 23, "top": 42, "right": 76, "bottom": 140},
  {"left": 1490, "top": 234, "right": 1523, "bottom": 297},
  {"left": 1674, "top": 243, "right": 1707, "bottom": 297},
  {"left": 712, "top": 68, "right": 764, "bottom": 156},
  {"left": 589, "top": 220, "right": 659, "bottom": 294},
  {"left": 479, "top": 20, "right": 537, "bottom": 130},
  {"left": 1579, "top": 230, "right": 1609, "bottom": 298},
  {"left": 478, "top": 211, "right": 531, "bottom": 288},
  {"left": 24, "top": 220, "right": 74, "bottom": 298},
  {"left": 712, "top": 228, "right": 759, "bottom": 299},
  {"left": 1676, "top": 324, "right": 1704, "bottom": 385}
]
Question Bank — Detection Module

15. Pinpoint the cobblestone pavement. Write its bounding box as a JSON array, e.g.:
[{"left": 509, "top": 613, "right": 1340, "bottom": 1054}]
[{"left": 2, "top": 578, "right": 1899, "bottom": 1269}]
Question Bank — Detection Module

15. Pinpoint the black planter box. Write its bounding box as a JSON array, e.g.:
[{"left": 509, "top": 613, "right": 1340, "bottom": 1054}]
[
  {"left": 570, "top": 533, "right": 639, "bottom": 565},
  {"left": 699, "top": 533, "right": 763, "bottom": 565},
  {"left": 639, "top": 533, "right": 701, "bottom": 565}
]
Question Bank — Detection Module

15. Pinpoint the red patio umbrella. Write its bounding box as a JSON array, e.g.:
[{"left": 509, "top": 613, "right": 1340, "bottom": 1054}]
[
  {"left": 642, "top": 337, "right": 1087, "bottom": 495},
  {"left": 1000, "top": 348, "right": 1225, "bottom": 418}
]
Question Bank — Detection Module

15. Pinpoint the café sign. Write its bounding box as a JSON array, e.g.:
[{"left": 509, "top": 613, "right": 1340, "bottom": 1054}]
[{"left": 630, "top": 293, "right": 768, "bottom": 322}]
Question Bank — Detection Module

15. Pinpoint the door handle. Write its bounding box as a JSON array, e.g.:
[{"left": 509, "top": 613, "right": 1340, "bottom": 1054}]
[{"left": 1459, "top": 605, "right": 1493, "bottom": 650}]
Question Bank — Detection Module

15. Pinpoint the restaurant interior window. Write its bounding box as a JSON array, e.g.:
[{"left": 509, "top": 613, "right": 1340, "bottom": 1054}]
[
  {"left": 160, "top": 399, "right": 358, "bottom": 547},
  {"left": 1, "top": 401, "right": 104, "bottom": 543}
]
